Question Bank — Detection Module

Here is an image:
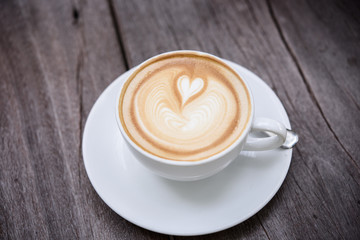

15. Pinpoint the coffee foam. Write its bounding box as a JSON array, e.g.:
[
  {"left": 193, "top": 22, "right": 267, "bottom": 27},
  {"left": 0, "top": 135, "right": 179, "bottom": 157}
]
[{"left": 119, "top": 53, "right": 251, "bottom": 161}]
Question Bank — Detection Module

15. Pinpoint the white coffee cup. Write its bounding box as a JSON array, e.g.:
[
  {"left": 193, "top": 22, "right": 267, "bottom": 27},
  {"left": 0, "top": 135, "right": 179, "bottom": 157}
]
[{"left": 115, "top": 51, "right": 288, "bottom": 181}]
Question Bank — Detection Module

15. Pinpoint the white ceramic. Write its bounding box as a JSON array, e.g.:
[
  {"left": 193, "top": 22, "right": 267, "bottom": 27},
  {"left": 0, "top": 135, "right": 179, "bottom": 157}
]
[
  {"left": 82, "top": 60, "right": 292, "bottom": 236},
  {"left": 115, "top": 51, "right": 287, "bottom": 181}
]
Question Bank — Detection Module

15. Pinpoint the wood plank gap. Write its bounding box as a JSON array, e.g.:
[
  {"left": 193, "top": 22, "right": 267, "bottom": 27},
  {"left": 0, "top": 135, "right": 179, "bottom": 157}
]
[
  {"left": 266, "top": 0, "right": 359, "bottom": 170},
  {"left": 76, "top": 45, "right": 84, "bottom": 187},
  {"left": 107, "top": 0, "right": 129, "bottom": 70},
  {"left": 256, "top": 215, "right": 271, "bottom": 240}
]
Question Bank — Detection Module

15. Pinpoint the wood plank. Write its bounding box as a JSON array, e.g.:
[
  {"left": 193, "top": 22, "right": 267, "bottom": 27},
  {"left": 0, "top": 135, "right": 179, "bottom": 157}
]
[
  {"left": 261, "top": 0, "right": 360, "bottom": 238},
  {"left": 0, "top": 0, "right": 167, "bottom": 239},
  {"left": 111, "top": 0, "right": 360, "bottom": 239},
  {"left": 270, "top": 0, "right": 360, "bottom": 165}
]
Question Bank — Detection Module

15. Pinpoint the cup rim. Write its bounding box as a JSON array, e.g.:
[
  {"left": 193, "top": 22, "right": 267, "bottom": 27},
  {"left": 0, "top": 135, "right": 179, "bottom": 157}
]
[{"left": 115, "top": 50, "right": 254, "bottom": 166}]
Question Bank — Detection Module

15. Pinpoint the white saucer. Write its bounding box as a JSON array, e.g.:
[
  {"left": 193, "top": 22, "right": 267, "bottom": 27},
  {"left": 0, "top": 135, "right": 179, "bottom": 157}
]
[{"left": 82, "top": 60, "right": 292, "bottom": 236}]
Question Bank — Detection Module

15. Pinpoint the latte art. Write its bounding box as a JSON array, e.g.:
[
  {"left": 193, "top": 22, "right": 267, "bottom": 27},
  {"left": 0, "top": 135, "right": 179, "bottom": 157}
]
[
  {"left": 120, "top": 53, "right": 251, "bottom": 161},
  {"left": 145, "top": 75, "right": 228, "bottom": 137},
  {"left": 177, "top": 75, "right": 204, "bottom": 105}
]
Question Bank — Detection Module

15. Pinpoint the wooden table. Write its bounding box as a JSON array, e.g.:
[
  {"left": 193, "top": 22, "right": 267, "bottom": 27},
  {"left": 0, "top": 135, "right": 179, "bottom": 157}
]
[{"left": 1, "top": 0, "right": 359, "bottom": 239}]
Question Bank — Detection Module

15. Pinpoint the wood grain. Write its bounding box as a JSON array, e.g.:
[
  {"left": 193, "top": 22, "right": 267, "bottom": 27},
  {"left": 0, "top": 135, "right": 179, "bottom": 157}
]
[
  {"left": 270, "top": 0, "right": 360, "bottom": 165},
  {"left": 111, "top": 0, "right": 360, "bottom": 239},
  {"left": 1, "top": 0, "right": 359, "bottom": 239},
  {"left": 0, "top": 0, "right": 166, "bottom": 239}
]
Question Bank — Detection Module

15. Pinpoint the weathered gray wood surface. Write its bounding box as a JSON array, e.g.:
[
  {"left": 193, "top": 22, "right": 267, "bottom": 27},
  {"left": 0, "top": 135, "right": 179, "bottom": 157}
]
[{"left": 1, "top": 0, "right": 359, "bottom": 239}]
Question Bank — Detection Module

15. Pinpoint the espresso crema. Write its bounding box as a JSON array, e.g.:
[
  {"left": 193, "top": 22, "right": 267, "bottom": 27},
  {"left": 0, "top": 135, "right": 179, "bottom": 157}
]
[{"left": 119, "top": 53, "right": 251, "bottom": 161}]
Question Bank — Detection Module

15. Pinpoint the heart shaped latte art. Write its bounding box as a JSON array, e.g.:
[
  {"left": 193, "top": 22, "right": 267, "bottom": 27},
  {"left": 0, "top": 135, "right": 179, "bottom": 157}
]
[
  {"left": 137, "top": 72, "right": 237, "bottom": 142},
  {"left": 155, "top": 75, "right": 220, "bottom": 133},
  {"left": 177, "top": 75, "right": 204, "bottom": 105}
]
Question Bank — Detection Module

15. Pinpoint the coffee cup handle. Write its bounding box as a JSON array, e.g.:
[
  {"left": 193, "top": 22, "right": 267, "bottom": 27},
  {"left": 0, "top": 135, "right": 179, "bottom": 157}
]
[{"left": 242, "top": 118, "right": 288, "bottom": 151}]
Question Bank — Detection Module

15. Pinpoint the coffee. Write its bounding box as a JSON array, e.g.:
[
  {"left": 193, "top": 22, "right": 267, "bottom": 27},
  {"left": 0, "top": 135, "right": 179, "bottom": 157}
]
[{"left": 119, "top": 52, "right": 251, "bottom": 161}]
